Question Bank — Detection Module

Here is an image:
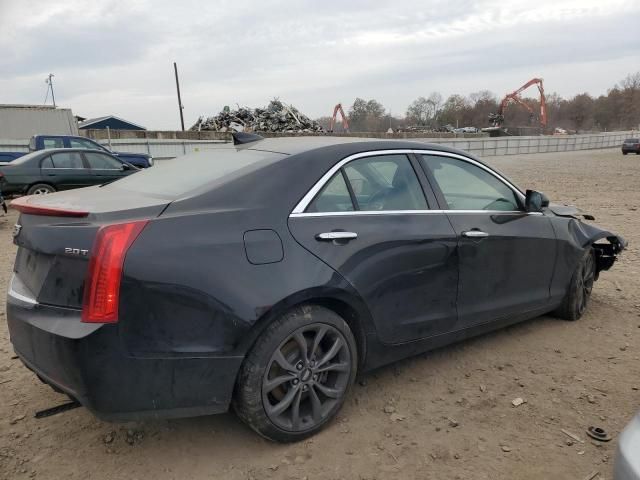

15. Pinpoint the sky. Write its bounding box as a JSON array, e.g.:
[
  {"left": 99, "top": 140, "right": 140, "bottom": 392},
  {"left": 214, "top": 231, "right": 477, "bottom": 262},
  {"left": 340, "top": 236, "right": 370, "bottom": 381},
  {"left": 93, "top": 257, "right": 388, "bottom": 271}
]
[{"left": 1, "top": 0, "right": 639, "bottom": 130}]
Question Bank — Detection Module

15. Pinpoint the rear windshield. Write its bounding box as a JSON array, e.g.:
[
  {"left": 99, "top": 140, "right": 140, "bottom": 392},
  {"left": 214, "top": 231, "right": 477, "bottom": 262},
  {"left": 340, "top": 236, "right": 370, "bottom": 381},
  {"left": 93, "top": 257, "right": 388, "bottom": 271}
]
[
  {"left": 106, "top": 148, "right": 285, "bottom": 197},
  {"left": 624, "top": 138, "right": 639, "bottom": 142},
  {"left": 3, "top": 150, "right": 43, "bottom": 165}
]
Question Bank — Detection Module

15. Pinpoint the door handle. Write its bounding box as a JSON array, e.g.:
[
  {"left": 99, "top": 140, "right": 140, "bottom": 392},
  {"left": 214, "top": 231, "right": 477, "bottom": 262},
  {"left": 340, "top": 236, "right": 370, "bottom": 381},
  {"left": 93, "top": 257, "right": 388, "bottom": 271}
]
[
  {"left": 462, "top": 230, "right": 489, "bottom": 238},
  {"left": 316, "top": 232, "right": 358, "bottom": 241}
]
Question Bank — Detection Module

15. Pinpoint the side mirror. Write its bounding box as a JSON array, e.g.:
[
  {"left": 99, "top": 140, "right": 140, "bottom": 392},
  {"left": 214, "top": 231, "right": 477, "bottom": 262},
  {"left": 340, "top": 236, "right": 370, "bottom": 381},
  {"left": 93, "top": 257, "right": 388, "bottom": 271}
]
[
  {"left": 121, "top": 163, "right": 131, "bottom": 171},
  {"left": 525, "top": 190, "right": 549, "bottom": 212}
]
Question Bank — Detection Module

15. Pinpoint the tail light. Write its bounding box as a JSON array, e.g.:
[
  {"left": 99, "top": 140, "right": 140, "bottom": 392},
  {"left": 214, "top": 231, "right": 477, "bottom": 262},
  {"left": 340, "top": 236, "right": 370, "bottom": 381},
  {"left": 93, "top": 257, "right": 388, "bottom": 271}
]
[{"left": 82, "top": 221, "right": 148, "bottom": 323}]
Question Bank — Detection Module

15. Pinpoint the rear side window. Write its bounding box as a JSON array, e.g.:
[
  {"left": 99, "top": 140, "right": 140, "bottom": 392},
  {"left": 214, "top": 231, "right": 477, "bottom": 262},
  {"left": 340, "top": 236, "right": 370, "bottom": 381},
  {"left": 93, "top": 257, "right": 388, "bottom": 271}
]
[
  {"left": 50, "top": 152, "right": 84, "bottom": 169},
  {"left": 306, "top": 154, "right": 428, "bottom": 213},
  {"left": 43, "top": 138, "right": 64, "bottom": 149},
  {"left": 40, "top": 156, "right": 54, "bottom": 168},
  {"left": 306, "top": 172, "right": 354, "bottom": 213},
  {"left": 84, "top": 152, "right": 122, "bottom": 170},
  {"left": 344, "top": 155, "right": 427, "bottom": 211}
]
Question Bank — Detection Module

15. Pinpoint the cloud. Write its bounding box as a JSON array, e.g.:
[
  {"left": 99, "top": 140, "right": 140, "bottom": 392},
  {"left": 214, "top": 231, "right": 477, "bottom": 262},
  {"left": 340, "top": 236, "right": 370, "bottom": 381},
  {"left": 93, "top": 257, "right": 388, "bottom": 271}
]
[{"left": 1, "top": 0, "right": 638, "bottom": 129}]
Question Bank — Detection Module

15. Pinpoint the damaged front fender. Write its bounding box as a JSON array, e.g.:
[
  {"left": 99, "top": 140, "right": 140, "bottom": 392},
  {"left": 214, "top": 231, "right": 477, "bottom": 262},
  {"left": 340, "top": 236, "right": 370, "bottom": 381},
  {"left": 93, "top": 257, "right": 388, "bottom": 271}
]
[{"left": 567, "top": 219, "right": 627, "bottom": 275}]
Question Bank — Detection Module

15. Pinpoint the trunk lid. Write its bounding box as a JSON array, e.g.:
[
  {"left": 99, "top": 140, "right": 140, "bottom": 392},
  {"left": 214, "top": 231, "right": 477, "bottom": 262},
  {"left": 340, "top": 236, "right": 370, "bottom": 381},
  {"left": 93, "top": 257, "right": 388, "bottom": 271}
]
[{"left": 11, "top": 186, "right": 170, "bottom": 309}]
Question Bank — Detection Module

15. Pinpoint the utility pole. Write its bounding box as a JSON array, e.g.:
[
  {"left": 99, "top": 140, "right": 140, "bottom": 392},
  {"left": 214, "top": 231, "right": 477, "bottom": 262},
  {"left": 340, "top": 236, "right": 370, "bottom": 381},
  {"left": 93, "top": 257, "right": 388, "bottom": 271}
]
[
  {"left": 173, "top": 62, "right": 185, "bottom": 131},
  {"left": 45, "top": 73, "right": 56, "bottom": 107}
]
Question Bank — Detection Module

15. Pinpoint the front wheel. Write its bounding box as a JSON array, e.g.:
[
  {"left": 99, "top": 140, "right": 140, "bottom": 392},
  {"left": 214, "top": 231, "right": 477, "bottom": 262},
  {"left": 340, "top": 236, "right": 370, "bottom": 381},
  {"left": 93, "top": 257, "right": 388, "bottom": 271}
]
[
  {"left": 554, "top": 248, "right": 596, "bottom": 321},
  {"left": 234, "top": 305, "right": 358, "bottom": 442}
]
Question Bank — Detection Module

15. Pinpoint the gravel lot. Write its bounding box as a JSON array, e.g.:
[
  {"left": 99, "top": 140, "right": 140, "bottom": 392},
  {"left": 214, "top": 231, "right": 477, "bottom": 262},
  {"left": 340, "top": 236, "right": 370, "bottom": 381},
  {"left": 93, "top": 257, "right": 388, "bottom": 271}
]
[{"left": 1, "top": 148, "right": 639, "bottom": 480}]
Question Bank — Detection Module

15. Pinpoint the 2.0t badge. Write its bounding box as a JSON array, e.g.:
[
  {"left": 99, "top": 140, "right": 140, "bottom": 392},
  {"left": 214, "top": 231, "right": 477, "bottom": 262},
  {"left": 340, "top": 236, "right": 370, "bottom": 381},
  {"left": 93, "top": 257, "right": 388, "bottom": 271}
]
[{"left": 64, "top": 247, "right": 89, "bottom": 256}]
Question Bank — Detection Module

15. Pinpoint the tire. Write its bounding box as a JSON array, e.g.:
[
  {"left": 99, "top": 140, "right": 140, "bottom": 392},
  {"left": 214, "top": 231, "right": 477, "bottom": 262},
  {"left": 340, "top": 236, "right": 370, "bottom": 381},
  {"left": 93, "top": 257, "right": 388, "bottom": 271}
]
[
  {"left": 234, "top": 304, "right": 358, "bottom": 442},
  {"left": 622, "top": 152, "right": 627, "bottom": 155},
  {"left": 554, "top": 248, "right": 596, "bottom": 321},
  {"left": 27, "top": 183, "right": 55, "bottom": 195}
]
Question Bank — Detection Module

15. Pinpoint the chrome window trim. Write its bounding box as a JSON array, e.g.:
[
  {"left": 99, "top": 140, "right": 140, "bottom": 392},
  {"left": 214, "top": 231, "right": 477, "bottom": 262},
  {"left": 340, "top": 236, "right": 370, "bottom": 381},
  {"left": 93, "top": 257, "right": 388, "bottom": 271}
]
[
  {"left": 290, "top": 149, "right": 526, "bottom": 216},
  {"left": 290, "top": 210, "right": 543, "bottom": 218}
]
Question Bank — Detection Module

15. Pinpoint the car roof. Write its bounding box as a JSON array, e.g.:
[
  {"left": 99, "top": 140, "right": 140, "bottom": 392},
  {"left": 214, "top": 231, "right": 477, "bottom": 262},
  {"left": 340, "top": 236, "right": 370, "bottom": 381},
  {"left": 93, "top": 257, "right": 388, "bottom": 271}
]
[
  {"left": 37, "top": 148, "right": 109, "bottom": 154},
  {"left": 241, "top": 136, "right": 478, "bottom": 160}
]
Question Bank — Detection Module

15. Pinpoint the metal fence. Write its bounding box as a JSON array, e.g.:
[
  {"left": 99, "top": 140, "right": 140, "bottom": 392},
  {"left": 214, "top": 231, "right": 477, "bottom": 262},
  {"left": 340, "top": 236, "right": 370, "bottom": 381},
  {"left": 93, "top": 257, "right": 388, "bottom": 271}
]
[{"left": 0, "top": 131, "right": 634, "bottom": 159}]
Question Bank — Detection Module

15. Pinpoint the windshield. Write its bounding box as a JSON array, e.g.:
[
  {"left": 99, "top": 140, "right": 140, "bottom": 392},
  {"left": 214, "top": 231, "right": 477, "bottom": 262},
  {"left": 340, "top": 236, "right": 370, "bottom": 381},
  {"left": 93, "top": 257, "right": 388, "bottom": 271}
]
[
  {"left": 106, "top": 148, "right": 285, "bottom": 198},
  {"left": 624, "top": 138, "right": 639, "bottom": 143}
]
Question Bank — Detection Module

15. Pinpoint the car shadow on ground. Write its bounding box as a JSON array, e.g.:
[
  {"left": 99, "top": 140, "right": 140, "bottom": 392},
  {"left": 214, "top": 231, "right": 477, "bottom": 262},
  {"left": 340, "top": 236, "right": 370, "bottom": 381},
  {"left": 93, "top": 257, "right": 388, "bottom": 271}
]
[{"left": 108, "top": 311, "right": 564, "bottom": 449}]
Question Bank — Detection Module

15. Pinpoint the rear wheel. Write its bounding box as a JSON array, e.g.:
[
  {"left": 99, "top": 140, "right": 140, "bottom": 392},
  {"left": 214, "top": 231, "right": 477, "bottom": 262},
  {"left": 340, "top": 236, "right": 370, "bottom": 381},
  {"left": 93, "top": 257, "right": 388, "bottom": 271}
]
[
  {"left": 234, "top": 305, "right": 357, "bottom": 442},
  {"left": 554, "top": 248, "right": 596, "bottom": 321},
  {"left": 27, "top": 183, "right": 55, "bottom": 195}
]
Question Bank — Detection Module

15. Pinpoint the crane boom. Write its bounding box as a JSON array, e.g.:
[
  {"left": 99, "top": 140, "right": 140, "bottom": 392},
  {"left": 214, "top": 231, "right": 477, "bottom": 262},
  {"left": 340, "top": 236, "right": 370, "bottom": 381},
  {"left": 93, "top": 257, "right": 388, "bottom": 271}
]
[
  {"left": 490, "top": 78, "right": 547, "bottom": 129},
  {"left": 329, "top": 103, "right": 350, "bottom": 132}
]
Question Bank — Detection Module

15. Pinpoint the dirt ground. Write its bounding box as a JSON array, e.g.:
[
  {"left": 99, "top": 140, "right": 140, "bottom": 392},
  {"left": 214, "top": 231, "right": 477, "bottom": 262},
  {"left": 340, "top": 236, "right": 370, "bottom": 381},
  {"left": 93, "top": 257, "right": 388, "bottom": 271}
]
[{"left": 1, "top": 148, "right": 639, "bottom": 480}]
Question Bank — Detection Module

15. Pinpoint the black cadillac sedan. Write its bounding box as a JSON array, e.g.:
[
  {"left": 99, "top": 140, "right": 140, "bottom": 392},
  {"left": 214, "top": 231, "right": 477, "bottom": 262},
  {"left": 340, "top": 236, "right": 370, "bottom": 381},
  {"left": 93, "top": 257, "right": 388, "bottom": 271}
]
[
  {"left": 0, "top": 148, "right": 137, "bottom": 195},
  {"left": 7, "top": 135, "right": 625, "bottom": 442}
]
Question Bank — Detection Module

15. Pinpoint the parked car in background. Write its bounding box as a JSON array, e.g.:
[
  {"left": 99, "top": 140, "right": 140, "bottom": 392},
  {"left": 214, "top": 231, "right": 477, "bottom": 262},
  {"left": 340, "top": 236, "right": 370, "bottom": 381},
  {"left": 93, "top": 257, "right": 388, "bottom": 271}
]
[
  {"left": 0, "top": 148, "right": 137, "bottom": 195},
  {"left": 622, "top": 138, "right": 640, "bottom": 155},
  {"left": 0, "top": 135, "right": 153, "bottom": 168},
  {"left": 615, "top": 411, "right": 640, "bottom": 479},
  {"left": 29, "top": 135, "right": 153, "bottom": 168},
  {"left": 6, "top": 136, "right": 625, "bottom": 442}
]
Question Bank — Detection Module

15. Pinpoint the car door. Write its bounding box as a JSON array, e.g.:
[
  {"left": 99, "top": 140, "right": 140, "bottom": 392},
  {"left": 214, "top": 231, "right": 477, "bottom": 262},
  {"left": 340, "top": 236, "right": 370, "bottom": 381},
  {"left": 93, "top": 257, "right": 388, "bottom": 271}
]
[
  {"left": 288, "top": 152, "right": 459, "bottom": 344},
  {"left": 83, "top": 151, "right": 128, "bottom": 184},
  {"left": 419, "top": 153, "right": 557, "bottom": 328},
  {"left": 43, "top": 152, "right": 94, "bottom": 190}
]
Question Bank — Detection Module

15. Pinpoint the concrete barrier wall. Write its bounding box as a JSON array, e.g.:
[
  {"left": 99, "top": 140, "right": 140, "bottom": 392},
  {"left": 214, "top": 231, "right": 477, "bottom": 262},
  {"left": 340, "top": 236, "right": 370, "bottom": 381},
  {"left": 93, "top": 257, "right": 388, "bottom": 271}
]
[
  {"left": 0, "top": 131, "right": 635, "bottom": 160},
  {"left": 415, "top": 131, "right": 634, "bottom": 157}
]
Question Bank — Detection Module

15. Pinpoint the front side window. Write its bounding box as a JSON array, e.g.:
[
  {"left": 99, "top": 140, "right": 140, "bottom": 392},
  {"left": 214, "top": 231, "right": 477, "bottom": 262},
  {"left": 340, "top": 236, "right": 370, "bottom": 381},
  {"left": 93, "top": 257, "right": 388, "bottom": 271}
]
[
  {"left": 421, "top": 155, "right": 520, "bottom": 211},
  {"left": 50, "top": 152, "right": 84, "bottom": 169},
  {"left": 84, "top": 152, "right": 122, "bottom": 170},
  {"left": 305, "top": 154, "right": 428, "bottom": 213}
]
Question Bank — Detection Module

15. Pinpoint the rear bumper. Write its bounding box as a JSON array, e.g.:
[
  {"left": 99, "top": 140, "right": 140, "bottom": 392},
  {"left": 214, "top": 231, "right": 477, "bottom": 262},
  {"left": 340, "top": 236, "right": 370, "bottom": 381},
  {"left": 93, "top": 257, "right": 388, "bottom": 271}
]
[
  {"left": 622, "top": 147, "right": 640, "bottom": 153},
  {"left": 6, "top": 280, "right": 243, "bottom": 421}
]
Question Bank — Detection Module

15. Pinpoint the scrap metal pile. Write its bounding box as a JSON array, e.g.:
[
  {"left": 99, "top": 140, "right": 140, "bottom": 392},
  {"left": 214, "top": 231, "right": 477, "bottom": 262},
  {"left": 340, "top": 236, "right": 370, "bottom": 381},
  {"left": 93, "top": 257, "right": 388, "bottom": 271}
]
[{"left": 191, "top": 100, "right": 324, "bottom": 133}]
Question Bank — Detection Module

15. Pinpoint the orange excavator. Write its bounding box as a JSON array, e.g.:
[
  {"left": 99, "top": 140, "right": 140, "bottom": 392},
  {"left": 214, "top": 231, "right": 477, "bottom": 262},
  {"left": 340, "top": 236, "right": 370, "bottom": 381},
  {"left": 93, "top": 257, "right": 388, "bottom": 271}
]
[
  {"left": 489, "top": 78, "right": 547, "bottom": 129},
  {"left": 328, "top": 103, "right": 350, "bottom": 132}
]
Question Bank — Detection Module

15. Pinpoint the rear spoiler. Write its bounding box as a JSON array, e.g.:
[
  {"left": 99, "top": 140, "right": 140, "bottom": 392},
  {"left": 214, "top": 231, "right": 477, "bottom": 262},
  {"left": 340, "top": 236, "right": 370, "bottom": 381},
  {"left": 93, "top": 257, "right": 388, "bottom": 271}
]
[{"left": 11, "top": 196, "right": 89, "bottom": 217}]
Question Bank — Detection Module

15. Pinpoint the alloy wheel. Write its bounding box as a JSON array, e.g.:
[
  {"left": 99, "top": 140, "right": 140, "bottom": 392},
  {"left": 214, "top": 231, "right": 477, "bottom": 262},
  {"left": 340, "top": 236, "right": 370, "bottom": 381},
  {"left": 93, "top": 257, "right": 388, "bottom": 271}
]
[{"left": 262, "top": 323, "right": 352, "bottom": 432}]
